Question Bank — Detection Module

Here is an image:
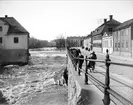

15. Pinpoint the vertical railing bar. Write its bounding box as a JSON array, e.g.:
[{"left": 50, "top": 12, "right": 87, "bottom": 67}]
[
  {"left": 103, "top": 50, "right": 111, "bottom": 105},
  {"left": 84, "top": 56, "right": 88, "bottom": 84}
]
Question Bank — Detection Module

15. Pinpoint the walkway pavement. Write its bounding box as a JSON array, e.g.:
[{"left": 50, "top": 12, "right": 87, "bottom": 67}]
[
  {"left": 77, "top": 48, "right": 133, "bottom": 105},
  {"left": 68, "top": 56, "right": 115, "bottom": 105}
]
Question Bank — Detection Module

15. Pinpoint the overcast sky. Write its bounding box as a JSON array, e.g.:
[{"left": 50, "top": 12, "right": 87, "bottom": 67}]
[{"left": 0, "top": 0, "right": 133, "bottom": 41}]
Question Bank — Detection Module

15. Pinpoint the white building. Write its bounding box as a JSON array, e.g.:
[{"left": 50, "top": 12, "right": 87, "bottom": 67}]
[
  {"left": 83, "top": 34, "right": 92, "bottom": 49},
  {"left": 102, "top": 32, "right": 113, "bottom": 54},
  {"left": 0, "top": 15, "right": 30, "bottom": 65}
]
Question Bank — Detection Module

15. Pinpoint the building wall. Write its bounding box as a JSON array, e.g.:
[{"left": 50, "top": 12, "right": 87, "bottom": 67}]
[
  {"left": 0, "top": 20, "right": 9, "bottom": 49},
  {"left": 92, "top": 35, "right": 102, "bottom": 52},
  {"left": 83, "top": 39, "right": 87, "bottom": 48},
  {"left": 67, "top": 37, "right": 83, "bottom": 47},
  {"left": 0, "top": 20, "right": 29, "bottom": 65},
  {"left": 102, "top": 36, "right": 113, "bottom": 54},
  {"left": 0, "top": 49, "right": 29, "bottom": 64},
  {"left": 0, "top": 20, "right": 28, "bottom": 50},
  {"left": 4, "top": 34, "right": 28, "bottom": 49},
  {"left": 113, "top": 26, "right": 132, "bottom": 57},
  {"left": 131, "top": 24, "right": 133, "bottom": 56},
  {"left": 83, "top": 38, "right": 91, "bottom": 48}
]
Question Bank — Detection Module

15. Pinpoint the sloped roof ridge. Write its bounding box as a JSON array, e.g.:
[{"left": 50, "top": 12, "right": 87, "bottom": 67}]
[
  {"left": 115, "top": 18, "right": 133, "bottom": 30},
  {"left": 0, "top": 16, "right": 29, "bottom": 33}
]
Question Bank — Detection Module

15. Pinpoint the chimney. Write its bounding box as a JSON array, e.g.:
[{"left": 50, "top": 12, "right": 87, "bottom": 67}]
[
  {"left": 109, "top": 15, "right": 113, "bottom": 20},
  {"left": 5, "top": 15, "right": 8, "bottom": 18},
  {"left": 104, "top": 19, "right": 107, "bottom": 23}
]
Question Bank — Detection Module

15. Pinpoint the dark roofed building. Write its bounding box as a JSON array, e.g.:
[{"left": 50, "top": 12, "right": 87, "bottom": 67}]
[
  {"left": 0, "top": 16, "right": 29, "bottom": 35},
  {"left": 0, "top": 15, "right": 30, "bottom": 65},
  {"left": 92, "top": 15, "right": 121, "bottom": 52}
]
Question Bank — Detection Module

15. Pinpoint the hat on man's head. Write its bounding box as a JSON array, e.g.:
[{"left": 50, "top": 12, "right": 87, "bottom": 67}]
[{"left": 92, "top": 51, "right": 95, "bottom": 54}]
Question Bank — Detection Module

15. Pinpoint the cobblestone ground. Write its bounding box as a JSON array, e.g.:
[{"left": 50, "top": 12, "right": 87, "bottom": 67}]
[{"left": 0, "top": 50, "right": 68, "bottom": 105}]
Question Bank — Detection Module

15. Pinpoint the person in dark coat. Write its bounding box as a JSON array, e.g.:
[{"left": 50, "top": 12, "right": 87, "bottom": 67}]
[
  {"left": 87, "top": 51, "right": 97, "bottom": 72},
  {"left": 75, "top": 49, "right": 79, "bottom": 65},
  {"left": 78, "top": 51, "right": 84, "bottom": 76},
  {"left": 63, "top": 68, "right": 68, "bottom": 86}
]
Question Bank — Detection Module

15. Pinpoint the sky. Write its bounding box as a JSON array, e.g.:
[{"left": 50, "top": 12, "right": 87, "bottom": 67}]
[{"left": 0, "top": 0, "right": 133, "bottom": 41}]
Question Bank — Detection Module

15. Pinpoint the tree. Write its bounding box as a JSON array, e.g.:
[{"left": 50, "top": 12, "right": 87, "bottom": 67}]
[
  {"left": 54, "top": 35, "right": 66, "bottom": 50},
  {"left": 29, "top": 37, "right": 49, "bottom": 49}
]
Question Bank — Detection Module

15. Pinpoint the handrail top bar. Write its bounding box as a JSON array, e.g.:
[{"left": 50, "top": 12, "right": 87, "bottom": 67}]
[{"left": 68, "top": 51, "right": 133, "bottom": 67}]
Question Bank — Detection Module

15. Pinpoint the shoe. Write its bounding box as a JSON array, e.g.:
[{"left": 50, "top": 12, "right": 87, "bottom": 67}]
[{"left": 85, "top": 82, "right": 88, "bottom": 85}]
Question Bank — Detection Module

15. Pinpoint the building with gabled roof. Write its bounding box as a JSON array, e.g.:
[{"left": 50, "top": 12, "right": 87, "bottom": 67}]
[
  {"left": 0, "top": 15, "right": 30, "bottom": 65},
  {"left": 92, "top": 15, "right": 121, "bottom": 52}
]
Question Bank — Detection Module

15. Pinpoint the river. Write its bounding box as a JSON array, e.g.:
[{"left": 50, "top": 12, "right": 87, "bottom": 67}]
[{"left": 0, "top": 48, "right": 68, "bottom": 105}]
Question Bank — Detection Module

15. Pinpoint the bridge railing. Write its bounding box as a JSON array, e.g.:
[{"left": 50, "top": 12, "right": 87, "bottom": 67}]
[{"left": 67, "top": 48, "right": 133, "bottom": 105}]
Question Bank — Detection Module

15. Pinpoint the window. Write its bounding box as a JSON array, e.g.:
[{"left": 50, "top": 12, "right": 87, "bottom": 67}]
[
  {"left": 0, "top": 37, "right": 2, "bottom": 43},
  {"left": 0, "top": 26, "right": 2, "bottom": 31},
  {"left": 108, "top": 28, "right": 113, "bottom": 32},
  {"left": 126, "top": 41, "right": 128, "bottom": 48},
  {"left": 14, "top": 37, "right": 19, "bottom": 43},
  {"left": 121, "top": 42, "right": 124, "bottom": 48},
  {"left": 118, "top": 42, "right": 120, "bottom": 48},
  {"left": 115, "top": 43, "right": 117, "bottom": 48},
  {"left": 110, "top": 40, "right": 112, "bottom": 47}
]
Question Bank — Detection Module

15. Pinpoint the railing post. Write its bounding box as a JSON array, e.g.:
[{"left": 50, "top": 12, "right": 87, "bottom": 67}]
[
  {"left": 103, "top": 53, "right": 111, "bottom": 105},
  {"left": 84, "top": 56, "right": 88, "bottom": 84}
]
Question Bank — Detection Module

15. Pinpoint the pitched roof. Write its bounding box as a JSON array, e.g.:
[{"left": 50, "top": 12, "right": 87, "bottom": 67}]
[
  {"left": 115, "top": 18, "right": 133, "bottom": 30},
  {"left": 0, "top": 17, "right": 29, "bottom": 34},
  {"left": 92, "top": 25, "right": 105, "bottom": 36},
  {"left": 92, "top": 19, "right": 121, "bottom": 36}
]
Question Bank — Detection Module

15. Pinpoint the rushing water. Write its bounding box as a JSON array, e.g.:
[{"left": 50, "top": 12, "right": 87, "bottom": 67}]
[{"left": 0, "top": 48, "right": 68, "bottom": 105}]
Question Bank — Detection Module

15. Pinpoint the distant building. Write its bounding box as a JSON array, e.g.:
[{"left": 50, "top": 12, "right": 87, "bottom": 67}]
[
  {"left": 92, "top": 15, "right": 121, "bottom": 53},
  {"left": 83, "top": 33, "right": 92, "bottom": 49},
  {"left": 113, "top": 18, "right": 133, "bottom": 57},
  {"left": 67, "top": 36, "right": 84, "bottom": 47},
  {"left": 0, "top": 15, "right": 30, "bottom": 65}
]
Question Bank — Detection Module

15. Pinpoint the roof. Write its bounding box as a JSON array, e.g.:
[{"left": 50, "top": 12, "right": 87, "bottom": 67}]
[
  {"left": 84, "top": 34, "right": 91, "bottom": 39},
  {"left": 92, "top": 25, "right": 105, "bottom": 36},
  {"left": 92, "top": 19, "right": 121, "bottom": 36},
  {"left": 0, "top": 17, "right": 29, "bottom": 34},
  {"left": 115, "top": 18, "right": 133, "bottom": 30}
]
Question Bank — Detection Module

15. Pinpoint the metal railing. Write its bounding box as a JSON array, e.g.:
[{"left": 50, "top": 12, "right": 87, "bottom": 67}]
[{"left": 67, "top": 48, "right": 133, "bottom": 105}]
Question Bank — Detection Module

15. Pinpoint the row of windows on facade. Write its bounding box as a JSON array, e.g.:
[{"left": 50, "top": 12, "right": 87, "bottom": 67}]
[
  {"left": 115, "top": 42, "right": 129, "bottom": 48},
  {"left": 102, "top": 40, "right": 112, "bottom": 47},
  {"left": 93, "top": 43, "right": 102, "bottom": 47},
  {"left": 116, "top": 28, "right": 130, "bottom": 36},
  {"left": 0, "top": 37, "right": 19, "bottom": 43},
  {"left": 92, "top": 41, "right": 129, "bottom": 48}
]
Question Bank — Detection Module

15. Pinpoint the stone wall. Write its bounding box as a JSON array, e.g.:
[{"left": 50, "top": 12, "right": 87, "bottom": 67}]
[{"left": 67, "top": 54, "right": 104, "bottom": 105}]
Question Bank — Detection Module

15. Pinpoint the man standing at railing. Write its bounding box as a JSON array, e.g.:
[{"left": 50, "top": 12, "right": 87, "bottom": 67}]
[
  {"left": 87, "top": 51, "right": 97, "bottom": 72},
  {"left": 78, "top": 51, "right": 84, "bottom": 76}
]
